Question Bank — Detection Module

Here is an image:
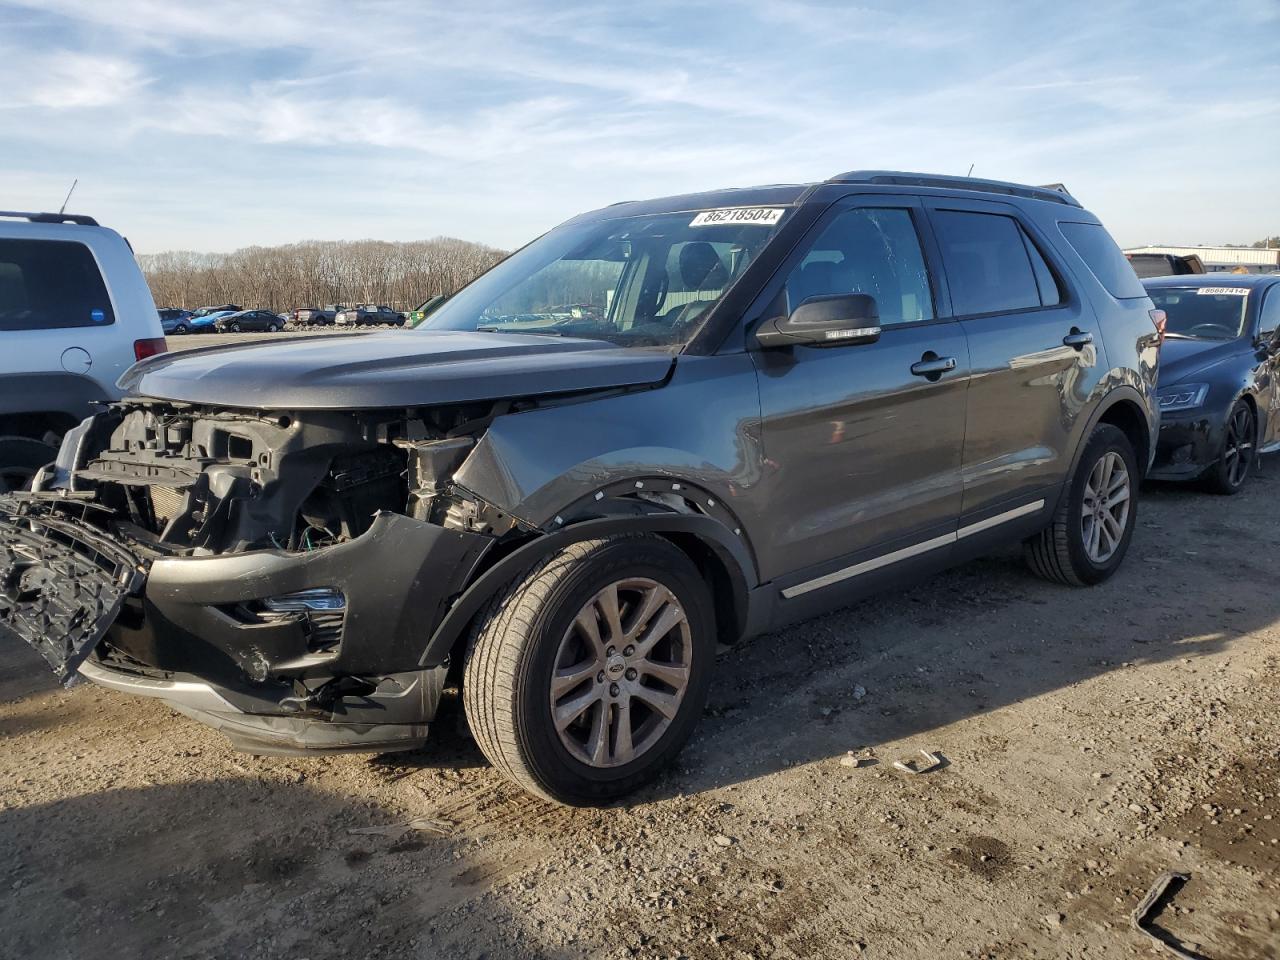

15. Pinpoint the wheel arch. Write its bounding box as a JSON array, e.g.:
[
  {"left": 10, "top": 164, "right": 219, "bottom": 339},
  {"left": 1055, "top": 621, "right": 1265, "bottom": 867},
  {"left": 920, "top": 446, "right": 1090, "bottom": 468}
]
[
  {"left": 419, "top": 510, "right": 757, "bottom": 670},
  {"left": 1073, "top": 387, "right": 1153, "bottom": 482}
]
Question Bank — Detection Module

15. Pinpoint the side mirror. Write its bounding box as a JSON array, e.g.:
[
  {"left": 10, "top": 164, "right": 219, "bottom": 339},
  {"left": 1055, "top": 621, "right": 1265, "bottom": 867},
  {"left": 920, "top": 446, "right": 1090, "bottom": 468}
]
[{"left": 754, "top": 294, "right": 881, "bottom": 349}]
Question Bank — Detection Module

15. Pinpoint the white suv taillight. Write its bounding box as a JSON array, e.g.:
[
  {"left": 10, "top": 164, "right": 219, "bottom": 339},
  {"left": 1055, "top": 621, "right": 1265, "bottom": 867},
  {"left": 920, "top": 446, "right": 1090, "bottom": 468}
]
[{"left": 133, "top": 337, "right": 168, "bottom": 360}]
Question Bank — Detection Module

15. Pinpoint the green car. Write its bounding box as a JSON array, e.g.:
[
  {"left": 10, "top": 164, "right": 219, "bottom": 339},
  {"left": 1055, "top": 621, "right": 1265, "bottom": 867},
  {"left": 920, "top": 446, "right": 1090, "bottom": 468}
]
[{"left": 406, "top": 295, "right": 448, "bottom": 327}]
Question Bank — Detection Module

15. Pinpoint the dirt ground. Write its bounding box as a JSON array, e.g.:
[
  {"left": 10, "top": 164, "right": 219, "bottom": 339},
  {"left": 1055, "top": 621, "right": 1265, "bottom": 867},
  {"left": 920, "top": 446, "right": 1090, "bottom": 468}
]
[{"left": 3, "top": 455, "right": 1279, "bottom": 959}]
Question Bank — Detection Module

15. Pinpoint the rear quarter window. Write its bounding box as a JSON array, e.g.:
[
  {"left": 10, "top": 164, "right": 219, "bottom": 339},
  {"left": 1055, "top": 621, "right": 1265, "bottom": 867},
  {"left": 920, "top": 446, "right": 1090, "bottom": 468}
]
[
  {"left": 1059, "top": 222, "right": 1147, "bottom": 299},
  {"left": 0, "top": 238, "right": 116, "bottom": 331}
]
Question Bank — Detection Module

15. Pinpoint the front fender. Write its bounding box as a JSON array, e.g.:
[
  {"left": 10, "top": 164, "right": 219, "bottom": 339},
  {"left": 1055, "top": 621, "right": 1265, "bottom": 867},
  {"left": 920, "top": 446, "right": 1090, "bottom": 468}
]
[{"left": 418, "top": 512, "right": 757, "bottom": 669}]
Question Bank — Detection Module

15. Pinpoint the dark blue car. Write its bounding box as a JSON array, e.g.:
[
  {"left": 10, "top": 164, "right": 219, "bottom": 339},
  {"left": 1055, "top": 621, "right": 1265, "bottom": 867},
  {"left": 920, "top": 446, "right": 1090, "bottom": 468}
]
[{"left": 1146, "top": 273, "right": 1280, "bottom": 493}]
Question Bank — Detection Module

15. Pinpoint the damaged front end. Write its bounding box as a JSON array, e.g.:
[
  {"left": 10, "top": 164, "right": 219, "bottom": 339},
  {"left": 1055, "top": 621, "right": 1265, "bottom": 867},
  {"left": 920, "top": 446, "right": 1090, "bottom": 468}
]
[{"left": 0, "top": 398, "right": 527, "bottom": 754}]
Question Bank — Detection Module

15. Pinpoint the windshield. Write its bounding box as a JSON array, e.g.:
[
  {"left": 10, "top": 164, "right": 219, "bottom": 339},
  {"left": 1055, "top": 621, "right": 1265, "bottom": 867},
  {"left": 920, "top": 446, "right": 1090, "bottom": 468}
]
[
  {"left": 1149, "top": 287, "right": 1250, "bottom": 340},
  {"left": 419, "top": 207, "right": 791, "bottom": 348}
]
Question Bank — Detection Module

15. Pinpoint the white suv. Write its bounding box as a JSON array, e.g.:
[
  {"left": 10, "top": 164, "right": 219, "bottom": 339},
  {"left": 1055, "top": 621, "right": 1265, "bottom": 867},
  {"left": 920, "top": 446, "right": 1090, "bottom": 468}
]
[{"left": 0, "top": 211, "right": 165, "bottom": 491}]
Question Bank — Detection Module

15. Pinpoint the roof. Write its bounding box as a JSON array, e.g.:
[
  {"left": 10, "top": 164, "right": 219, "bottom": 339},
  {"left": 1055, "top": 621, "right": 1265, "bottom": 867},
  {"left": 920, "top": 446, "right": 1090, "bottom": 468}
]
[
  {"left": 1125, "top": 245, "right": 1280, "bottom": 266},
  {"left": 1142, "top": 272, "right": 1280, "bottom": 290},
  {"left": 579, "top": 170, "right": 1080, "bottom": 223}
]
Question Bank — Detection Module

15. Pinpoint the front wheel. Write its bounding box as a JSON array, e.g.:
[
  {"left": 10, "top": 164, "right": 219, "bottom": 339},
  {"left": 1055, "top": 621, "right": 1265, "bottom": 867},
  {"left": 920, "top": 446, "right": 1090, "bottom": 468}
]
[
  {"left": 1202, "top": 400, "right": 1255, "bottom": 495},
  {"left": 230, "top": 321, "right": 242, "bottom": 332},
  {"left": 173, "top": 323, "right": 188, "bottom": 335},
  {"left": 1025, "top": 423, "right": 1138, "bottom": 586},
  {"left": 267, "top": 322, "right": 280, "bottom": 332},
  {"left": 463, "top": 535, "right": 715, "bottom": 805}
]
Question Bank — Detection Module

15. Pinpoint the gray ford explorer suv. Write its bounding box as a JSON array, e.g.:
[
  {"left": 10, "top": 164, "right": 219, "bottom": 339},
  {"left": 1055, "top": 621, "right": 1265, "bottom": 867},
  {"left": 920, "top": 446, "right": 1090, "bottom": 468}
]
[{"left": 0, "top": 172, "right": 1161, "bottom": 805}]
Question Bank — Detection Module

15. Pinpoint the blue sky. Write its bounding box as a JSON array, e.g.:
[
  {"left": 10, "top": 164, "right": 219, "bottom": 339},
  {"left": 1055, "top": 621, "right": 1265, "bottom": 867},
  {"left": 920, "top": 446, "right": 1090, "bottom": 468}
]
[{"left": 1, "top": 0, "right": 1277, "bottom": 254}]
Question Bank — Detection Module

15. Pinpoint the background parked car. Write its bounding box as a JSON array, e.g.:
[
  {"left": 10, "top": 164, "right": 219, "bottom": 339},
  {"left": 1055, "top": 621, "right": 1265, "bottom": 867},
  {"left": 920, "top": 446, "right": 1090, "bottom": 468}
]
[
  {"left": 1127, "top": 252, "right": 1205, "bottom": 279},
  {"left": 158, "top": 308, "right": 194, "bottom": 334},
  {"left": 214, "top": 309, "right": 285, "bottom": 333},
  {"left": 0, "top": 209, "right": 165, "bottom": 491},
  {"left": 189, "top": 304, "right": 242, "bottom": 332},
  {"left": 334, "top": 303, "right": 404, "bottom": 326},
  {"left": 191, "top": 303, "right": 241, "bottom": 318},
  {"left": 1145, "top": 273, "right": 1280, "bottom": 493},
  {"left": 293, "top": 304, "right": 344, "bottom": 325}
]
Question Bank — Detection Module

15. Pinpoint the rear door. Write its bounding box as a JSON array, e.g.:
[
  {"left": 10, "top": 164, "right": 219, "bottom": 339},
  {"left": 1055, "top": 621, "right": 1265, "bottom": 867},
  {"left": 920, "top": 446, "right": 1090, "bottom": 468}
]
[
  {"left": 751, "top": 196, "right": 970, "bottom": 585},
  {"left": 923, "top": 198, "right": 1104, "bottom": 522}
]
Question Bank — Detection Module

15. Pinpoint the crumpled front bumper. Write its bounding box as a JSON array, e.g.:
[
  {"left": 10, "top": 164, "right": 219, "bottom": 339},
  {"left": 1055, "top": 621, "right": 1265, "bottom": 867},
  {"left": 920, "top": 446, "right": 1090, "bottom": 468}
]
[
  {"left": 1148, "top": 413, "right": 1219, "bottom": 481},
  {"left": 1, "top": 498, "right": 491, "bottom": 753}
]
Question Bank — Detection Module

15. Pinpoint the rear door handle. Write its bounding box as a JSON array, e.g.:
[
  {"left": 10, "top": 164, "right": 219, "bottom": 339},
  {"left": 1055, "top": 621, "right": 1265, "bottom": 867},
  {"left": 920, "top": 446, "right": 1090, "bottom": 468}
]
[
  {"left": 1062, "top": 330, "right": 1093, "bottom": 349},
  {"left": 910, "top": 356, "right": 957, "bottom": 377}
]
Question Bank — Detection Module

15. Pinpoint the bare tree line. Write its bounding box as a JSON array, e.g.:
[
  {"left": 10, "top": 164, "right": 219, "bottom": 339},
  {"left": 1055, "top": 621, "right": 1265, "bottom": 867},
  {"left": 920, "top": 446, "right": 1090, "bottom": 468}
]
[{"left": 138, "top": 237, "right": 509, "bottom": 312}]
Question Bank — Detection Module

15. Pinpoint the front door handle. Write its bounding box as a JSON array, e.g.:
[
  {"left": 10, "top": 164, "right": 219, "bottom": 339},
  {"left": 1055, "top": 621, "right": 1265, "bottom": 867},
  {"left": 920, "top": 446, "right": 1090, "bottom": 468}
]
[
  {"left": 1063, "top": 329, "right": 1093, "bottom": 349},
  {"left": 910, "top": 355, "right": 957, "bottom": 377}
]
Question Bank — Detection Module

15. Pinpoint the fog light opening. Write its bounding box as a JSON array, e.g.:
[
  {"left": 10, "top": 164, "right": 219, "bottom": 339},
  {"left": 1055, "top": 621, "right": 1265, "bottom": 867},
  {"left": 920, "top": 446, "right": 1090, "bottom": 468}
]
[{"left": 261, "top": 588, "right": 346, "bottom": 612}]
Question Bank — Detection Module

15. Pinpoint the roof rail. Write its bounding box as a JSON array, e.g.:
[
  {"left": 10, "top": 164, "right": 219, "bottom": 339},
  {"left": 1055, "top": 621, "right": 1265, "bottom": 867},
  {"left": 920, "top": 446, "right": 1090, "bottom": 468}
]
[
  {"left": 825, "top": 171, "right": 1081, "bottom": 207},
  {"left": 0, "top": 210, "right": 100, "bottom": 226}
]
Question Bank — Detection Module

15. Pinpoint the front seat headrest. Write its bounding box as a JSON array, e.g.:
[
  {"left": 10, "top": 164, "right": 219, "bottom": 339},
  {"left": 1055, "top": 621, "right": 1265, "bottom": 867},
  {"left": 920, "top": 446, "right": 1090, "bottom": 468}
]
[{"left": 679, "top": 242, "right": 729, "bottom": 291}]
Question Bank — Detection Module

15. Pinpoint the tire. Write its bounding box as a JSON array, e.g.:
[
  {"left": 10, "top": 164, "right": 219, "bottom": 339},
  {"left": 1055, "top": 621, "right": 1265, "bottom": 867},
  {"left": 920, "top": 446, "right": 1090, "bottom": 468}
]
[
  {"left": 174, "top": 324, "right": 188, "bottom": 335},
  {"left": 267, "top": 322, "right": 280, "bottom": 332},
  {"left": 1024, "top": 423, "right": 1138, "bottom": 586},
  {"left": 0, "top": 436, "right": 57, "bottom": 494},
  {"left": 463, "top": 535, "right": 715, "bottom": 805},
  {"left": 1201, "top": 400, "right": 1255, "bottom": 495},
  {"left": 230, "top": 321, "right": 242, "bottom": 333}
]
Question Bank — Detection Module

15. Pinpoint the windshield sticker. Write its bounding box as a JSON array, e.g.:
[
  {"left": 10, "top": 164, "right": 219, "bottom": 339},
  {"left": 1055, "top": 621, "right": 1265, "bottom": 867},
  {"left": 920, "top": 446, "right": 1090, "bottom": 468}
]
[
  {"left": 690, "top": 208, "right": 785, "bottom": 228},
  {"left": 1196, "top": 287, "right": 1249, "bottom": 296}
]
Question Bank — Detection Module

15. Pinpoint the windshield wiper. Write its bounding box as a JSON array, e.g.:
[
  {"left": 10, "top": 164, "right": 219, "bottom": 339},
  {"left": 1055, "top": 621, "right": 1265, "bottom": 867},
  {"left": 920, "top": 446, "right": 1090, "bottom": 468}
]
[{"left": 476, "top": 325, "right": 564, "bottom": 336}]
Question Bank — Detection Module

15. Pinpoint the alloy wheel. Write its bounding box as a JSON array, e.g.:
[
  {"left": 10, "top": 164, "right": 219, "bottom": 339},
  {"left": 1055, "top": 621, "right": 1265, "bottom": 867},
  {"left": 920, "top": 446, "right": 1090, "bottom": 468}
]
[
  {"left": 549, "top": 577, "right": 692, "bottom": 768},
  {"left": 1223, "top": 404, "right": 1254, "bottom": 488},
  {"left": 1080, "top": 451, "right": 1130, "bottom": 564}
]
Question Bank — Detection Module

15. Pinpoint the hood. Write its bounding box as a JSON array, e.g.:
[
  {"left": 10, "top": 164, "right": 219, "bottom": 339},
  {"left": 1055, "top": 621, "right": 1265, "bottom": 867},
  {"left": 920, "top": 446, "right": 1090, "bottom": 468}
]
[
  {"left": 1158, "top": 336, "right": 1249, "bottom": 386},
  {"left": 118, "top": 330, "right": 675, "bottom": 410}
]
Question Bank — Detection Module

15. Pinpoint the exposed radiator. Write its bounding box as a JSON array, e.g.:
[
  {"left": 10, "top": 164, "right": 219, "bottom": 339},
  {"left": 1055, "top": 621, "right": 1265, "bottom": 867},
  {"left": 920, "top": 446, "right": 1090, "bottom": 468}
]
[{"left": 149, "top": 485, "right": 185, "bottom": 523}]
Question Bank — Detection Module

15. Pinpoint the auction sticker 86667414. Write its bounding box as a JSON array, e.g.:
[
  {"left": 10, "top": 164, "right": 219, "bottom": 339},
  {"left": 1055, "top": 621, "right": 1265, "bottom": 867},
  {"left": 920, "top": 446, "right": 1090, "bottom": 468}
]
[{"left": 690, "top": 207, "right": 785, "bottom": 227}]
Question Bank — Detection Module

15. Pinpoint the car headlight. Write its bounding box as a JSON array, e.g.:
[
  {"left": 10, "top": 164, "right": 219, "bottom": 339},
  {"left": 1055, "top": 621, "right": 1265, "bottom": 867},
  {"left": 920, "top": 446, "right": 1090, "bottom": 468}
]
[{"left": 1157, "top": 383, "right": 1209, "bottom": 413}]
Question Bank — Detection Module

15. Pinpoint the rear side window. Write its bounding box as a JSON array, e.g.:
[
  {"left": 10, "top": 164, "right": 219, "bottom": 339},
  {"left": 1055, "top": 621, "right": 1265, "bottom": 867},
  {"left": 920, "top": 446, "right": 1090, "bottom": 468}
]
[
  {"left": 1059, "top": 222, "right": 1147, "bottom": 299},
  {"left": 931, "top": 210, "right": 1042, "bottom": 316},
  {"left": 0, "top": 239, "right": 116, "bottom": 331}
]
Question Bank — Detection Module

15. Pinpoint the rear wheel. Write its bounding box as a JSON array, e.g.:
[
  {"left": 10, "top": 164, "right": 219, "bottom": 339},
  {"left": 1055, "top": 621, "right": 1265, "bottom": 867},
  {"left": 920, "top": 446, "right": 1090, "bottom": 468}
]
[
  {"left": 173, "top": 323, "right": 188, "bottom": 335},
  {"left": 463, "top": 535, "right": 714, "bottom": 805},
  {"left": 1202, "top": 400, "right": 1255, "bottom": 495},
  {"left": 1025, "top": 423, "right": 1138, "bottom": 586},
  {"left": 0, "top": 436, "right": 57, "bottom": 494}
]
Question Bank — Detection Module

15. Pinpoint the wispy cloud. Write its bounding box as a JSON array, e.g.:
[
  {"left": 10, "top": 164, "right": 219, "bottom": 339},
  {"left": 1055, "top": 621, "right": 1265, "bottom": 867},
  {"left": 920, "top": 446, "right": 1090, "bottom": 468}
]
[{"left": 0, "top": 0, "right": 1276, "bottom": 251}]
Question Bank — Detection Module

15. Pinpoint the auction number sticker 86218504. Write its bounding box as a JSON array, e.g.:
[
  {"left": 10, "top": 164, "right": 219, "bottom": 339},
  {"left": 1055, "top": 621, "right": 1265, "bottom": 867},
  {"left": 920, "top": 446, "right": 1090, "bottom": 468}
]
[{"left": 690, "top": 207, "right": 785, "bottom": 227}]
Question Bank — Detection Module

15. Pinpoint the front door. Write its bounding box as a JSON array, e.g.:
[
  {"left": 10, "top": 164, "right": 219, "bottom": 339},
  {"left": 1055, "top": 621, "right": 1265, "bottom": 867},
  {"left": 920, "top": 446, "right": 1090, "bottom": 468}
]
[{"left": 751, "top": 198, "right": 970, "bottom": 583}]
